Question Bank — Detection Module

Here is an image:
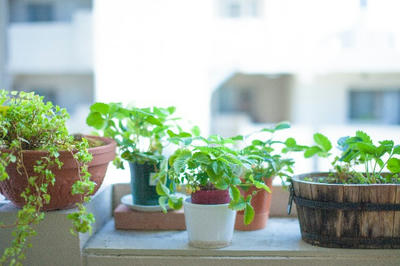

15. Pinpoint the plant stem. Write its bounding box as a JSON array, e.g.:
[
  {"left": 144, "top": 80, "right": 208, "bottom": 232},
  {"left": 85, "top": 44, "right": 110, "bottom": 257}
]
[{"left": 378, "top": 153, "right": 394, "bottom": 176}]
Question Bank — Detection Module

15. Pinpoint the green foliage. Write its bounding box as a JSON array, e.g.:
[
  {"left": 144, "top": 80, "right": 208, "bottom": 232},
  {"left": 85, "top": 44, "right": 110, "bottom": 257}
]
[
  {"left": 156, "top": 123, "right": 299, "bottom": 225},
  {"left": 0, "top": 90, "right": 96, "bottom": 265},
  {"left": 303, "top": 131, "right": 400, "bottom": 184},
  {"left": 239, "top": 123, "right": 297, "bottom": 187},
  {"left": 86, "top": 102, "right": 181, "bottom": 167}
]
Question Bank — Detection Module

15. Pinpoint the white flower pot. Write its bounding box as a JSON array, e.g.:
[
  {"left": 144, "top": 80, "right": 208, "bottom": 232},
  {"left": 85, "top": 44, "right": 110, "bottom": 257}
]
[{"left": 183, "top": 198, "right": 236, "bottom": 248}]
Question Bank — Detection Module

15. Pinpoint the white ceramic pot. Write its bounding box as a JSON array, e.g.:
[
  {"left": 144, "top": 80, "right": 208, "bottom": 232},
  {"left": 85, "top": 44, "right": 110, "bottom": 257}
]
[{"left": 183, "top": 198, "right": 236, "bottom": 248}]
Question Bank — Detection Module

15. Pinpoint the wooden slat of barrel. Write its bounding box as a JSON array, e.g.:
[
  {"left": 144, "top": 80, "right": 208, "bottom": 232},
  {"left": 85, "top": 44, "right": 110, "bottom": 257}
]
[
  {"left": 341, "top": 186, "right": 360, "bottom": 244},
  {"left": 394, "top": 186, "right": 400, "bottom": 248},
  {"left": 297, "top": 181, "right": 313, "bottom": 237},
  {"left": 293, "top": 180, "right": 306, "bottom": 233},
  {"left": 359, "top": 186, "right": 396, "bottom": 248},
  {"left": 310, "top": 183, "right": 321, "bottom": 238},
  {"left": 313, "top": 184, "right": 343, "bottom": 240}
]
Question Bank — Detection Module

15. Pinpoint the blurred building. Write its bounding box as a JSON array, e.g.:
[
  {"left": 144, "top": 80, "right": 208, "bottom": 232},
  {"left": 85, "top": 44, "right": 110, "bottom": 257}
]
[
  {"left": 1, "top": 0, "right": 400, "bottom": 137},
  {"left": 208, "top": 0, "right": 400, "bottom": 136},
  {"left": 2, "top": 0, "right": 93, "bottom": 132}
]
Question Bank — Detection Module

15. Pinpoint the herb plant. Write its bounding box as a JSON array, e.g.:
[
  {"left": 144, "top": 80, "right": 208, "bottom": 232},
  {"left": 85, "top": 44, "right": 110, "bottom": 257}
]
[
  {"left": 0, "top": 90, "right": 96, "bottom": 266},
  {"left": 155, "top": 133, "right": 270, "bottom": 225},
  {"left": 239, "top": 122, "right": 296, "bottom": 187},
  {"left": 303, "top": 131, "right": 400, "bottom": 184},
  {"left": 86, "top": 102, "right": 182, "bottom": 168}
]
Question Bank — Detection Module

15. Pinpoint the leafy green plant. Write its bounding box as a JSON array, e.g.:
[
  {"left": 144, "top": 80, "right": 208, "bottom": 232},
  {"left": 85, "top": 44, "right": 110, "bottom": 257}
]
[
  {"left": 303, "top": 130, "right": 400, "bottom": 184},
  {"left": 86, "top": 102, "right": 184, "bottom": 168},
  {"left": 155, "top": 133, "right": 270, "bottom": 225},
  {"left": 0, "top": 90, "right": 97, "bottom": 265},
  {"left": 239, "top": 122, "right": 296, "bottom": 187}
]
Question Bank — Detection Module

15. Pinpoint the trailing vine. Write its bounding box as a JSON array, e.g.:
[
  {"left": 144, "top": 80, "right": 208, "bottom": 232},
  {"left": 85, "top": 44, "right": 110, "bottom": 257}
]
[{"left": 0, "top": 90, "right": 96, "bottom": 265}]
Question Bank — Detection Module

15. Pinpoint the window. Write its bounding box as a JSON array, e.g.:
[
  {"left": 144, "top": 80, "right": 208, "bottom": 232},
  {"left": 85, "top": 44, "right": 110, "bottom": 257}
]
[
  {"left": 349, "top": 90, "right": 400, "bottom": 124},
  {"left": 27, "top": 3, "right": 54, "bottom": 22},
  {"left": 219, "top": 0, "right": 261, "bottom": 18}
]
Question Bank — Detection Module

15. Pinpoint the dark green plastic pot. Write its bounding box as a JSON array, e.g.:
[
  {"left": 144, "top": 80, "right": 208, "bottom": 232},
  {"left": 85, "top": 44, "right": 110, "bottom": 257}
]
[{"left": 129, "top": 162, "right": 160, "bottom": 205}]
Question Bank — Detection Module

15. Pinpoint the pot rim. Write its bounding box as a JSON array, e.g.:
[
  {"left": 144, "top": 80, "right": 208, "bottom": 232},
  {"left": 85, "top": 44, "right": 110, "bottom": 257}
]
[
  {"left": 292, "top": 172, "right": 400, "bottom": 187},
  {"left": 183, "top": 197, "right": 231, "bottom": 208},
  {"left": 0, "top": 135, "right": 116, "bottom": 155}
]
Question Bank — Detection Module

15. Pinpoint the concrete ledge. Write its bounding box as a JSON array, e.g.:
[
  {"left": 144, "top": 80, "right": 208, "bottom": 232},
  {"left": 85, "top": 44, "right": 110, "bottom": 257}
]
[
  {"left": 0, "top": 184, "right": 112, "bottom": 266},
  {"left": 84, "top": 255, "right": 398, "bottom": 266},
  {"left": 83, "top": 218, "right": 400, "bottom": 265}
]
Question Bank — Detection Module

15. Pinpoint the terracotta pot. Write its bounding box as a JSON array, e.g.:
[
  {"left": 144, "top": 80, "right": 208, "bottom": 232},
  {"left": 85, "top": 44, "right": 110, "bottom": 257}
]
[
  {"left": 191, "top": 189, "right": 230, "bottom": 204},
  {"left": 235, "top": 177, "right": 273, "bottom": 231},
  {"left": 0, "top": 136, "right": 116, "bottom": 211}
]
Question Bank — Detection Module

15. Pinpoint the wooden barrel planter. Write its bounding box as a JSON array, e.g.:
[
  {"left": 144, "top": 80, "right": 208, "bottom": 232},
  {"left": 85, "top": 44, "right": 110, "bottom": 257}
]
[{"left": 289, "top": 173, "right": 400, "bottom": 248}]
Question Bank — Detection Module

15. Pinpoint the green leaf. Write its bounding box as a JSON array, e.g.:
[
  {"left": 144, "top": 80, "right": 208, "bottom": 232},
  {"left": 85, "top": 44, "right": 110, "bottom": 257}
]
[
  {"left": 192, "top": 152, "right": 211, "bottom": 165},
  {"left": 274, "top": 121, "right": 290, "bottom": 131},
  {"left": 356, "top": 130, "right": 372, "bottom": 143},
  {"left": 393, "top": 145, "right": 400, "bottom": 155},
  {"left": 244, "top": 203, "right": 255, "bottom": 225},
  {"left": 156, "top": 182, "right": 170, "bottom": 196},
  {"left": 355, "top": 142, "right": 376, "bottom": 154},
  {"left": 178, "top": 132, "right": 192, "bottom": 138},
  {"left": 167, "top": 106, "right": 176, "bottom": 114},
  {"left": 376, "top": 140, "right": 394, "bottom": 156},
  {"left": 337, "top": 136, "right": 349, "bottom": 151},
  {"left": 304, "top": 146, "right": 322, "bottom": 158},
  {"left": 253, "top": 180, "right": 271, "bottom": 193},
  {"left": 191, "top": 126, "right": 201, "bottom": 137},
  {"left": 168, "top": 196, "right": 183, "bottom": 210},
  {"left": 261, "top": 128, "right": 274, "bottom": 133},
  {"left": 387, "top": 158, "right": 400, "bottom": 174},
  {"left": 86, "top": 112, "right": 105, "bottom": 129},
  {"left": 313, "top": 133, "right": 332, "bottom": 152},
  {"left": 285, "top": 137, "right": 296, "bottom": 147},
  {"left": 229, "top": 198, "right": 246, "bottom": 210},
  {"left": 230, "top": 135, "right": 244, "bottom": 141},
  {"left": 146, "top": 116, "right": 163, "bottom": 126},
  {"left": 230, "top": 185, "right": 241, "bottom": 201},
  {"left": 173, "top": 149, "right": 192, "bottom": 173},
  {"left": 158, "top": 196, "right": 168, "bottom": 213},
  {"left": 90, "top": 102, "right": 110, "bottom": 114},
  {"left": 251, "top": 140, "right": 264, "bottom": 146}
]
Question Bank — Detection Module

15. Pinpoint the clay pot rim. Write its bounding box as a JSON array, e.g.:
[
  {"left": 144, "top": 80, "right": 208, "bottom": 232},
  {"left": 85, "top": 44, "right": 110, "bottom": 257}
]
[
  {"left": 0, "top": 135, "right": 116, "bottom": 156},
  {"left": 293, "top": 172, "right": 400, "bottom": 187}
]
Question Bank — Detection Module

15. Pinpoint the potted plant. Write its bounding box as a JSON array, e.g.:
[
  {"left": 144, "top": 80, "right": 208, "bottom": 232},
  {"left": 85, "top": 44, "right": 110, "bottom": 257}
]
[
  {"left": 156, "top": 134, "right": 268, "bottom": 248},
  {"left": 86, "top": 102, "right": 185, "bottom": 206},
  {"left": 288, "top": 131, "right": 400, "bottom": 248},
  {"left": 0, "top": 90, "right": 116, "bottom": 265},
  {"left": 235, "top": 122, "right": 296, "bottom": 230}
]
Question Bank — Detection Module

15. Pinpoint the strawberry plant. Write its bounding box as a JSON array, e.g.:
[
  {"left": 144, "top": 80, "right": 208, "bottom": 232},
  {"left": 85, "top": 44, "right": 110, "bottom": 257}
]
[
  {"left": 239, "top": 122, "right": 296, "bottom": 187},
  {"left": 302, "top": 131, "right": 400, "bottom": 184}
]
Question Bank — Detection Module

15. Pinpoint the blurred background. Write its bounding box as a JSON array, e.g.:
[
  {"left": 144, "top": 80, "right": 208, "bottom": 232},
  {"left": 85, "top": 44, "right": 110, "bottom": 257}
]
[{"left": 1, "top": 0, "right": 400, "bottom": 182}]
